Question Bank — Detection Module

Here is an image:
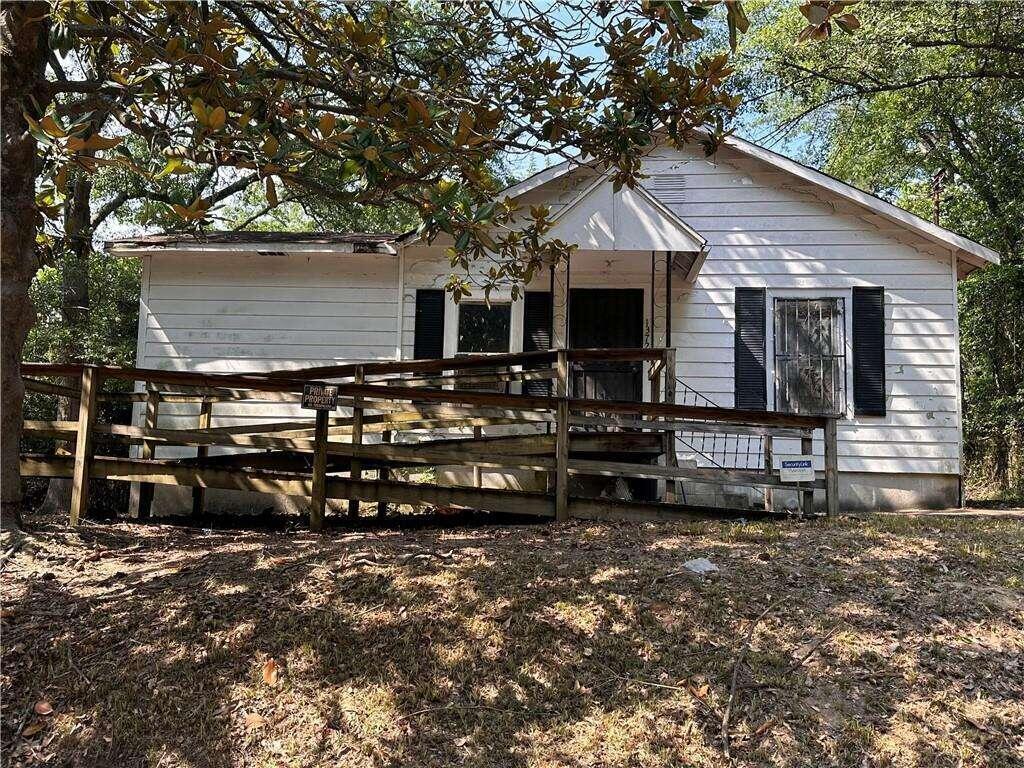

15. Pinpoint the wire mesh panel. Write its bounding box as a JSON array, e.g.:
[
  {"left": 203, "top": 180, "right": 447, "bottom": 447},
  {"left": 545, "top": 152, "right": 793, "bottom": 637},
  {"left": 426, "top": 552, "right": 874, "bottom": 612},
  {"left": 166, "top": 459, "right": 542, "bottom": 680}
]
[{"left": 671, "top": 379, "right": 766, "bottom": 472}]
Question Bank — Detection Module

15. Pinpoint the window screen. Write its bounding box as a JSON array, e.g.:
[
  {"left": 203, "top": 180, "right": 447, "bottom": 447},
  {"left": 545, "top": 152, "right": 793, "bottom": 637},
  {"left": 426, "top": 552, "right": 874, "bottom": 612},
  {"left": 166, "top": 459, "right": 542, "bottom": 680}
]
[
  {"left": 773, "top": 298, "right": 846, "bottom": 415},
  {"left": 457, "top": 303, "right": 511, "bottom": 353},
  {"left": 456, "top": 303, "right": 512, "bottom": 392}
]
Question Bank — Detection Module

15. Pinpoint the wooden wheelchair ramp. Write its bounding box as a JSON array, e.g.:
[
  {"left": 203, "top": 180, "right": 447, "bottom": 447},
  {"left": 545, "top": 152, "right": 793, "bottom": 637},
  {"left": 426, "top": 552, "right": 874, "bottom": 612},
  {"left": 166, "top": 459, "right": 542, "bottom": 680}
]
[{"left": 20, "top": 348, "right": 839, "bottom": 528}]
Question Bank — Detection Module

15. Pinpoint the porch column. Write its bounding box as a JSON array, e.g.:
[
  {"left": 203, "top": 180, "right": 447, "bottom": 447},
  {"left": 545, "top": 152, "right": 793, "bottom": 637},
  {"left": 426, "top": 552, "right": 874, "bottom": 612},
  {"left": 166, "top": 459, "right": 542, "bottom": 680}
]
[
  {"left": 650, "top": 250, "right": 670, "bottom": 349},
  {"left": 552, "top": 257, "right": 570, "bottom": 349}
]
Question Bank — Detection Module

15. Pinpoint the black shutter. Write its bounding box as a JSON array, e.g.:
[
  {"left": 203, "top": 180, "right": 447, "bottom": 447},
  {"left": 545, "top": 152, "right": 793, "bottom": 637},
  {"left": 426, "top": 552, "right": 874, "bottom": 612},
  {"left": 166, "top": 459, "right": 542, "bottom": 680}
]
[
  {"left": 522, "top": 291, "right": 552, "bottom": 395},
  {"left": 853, "top": 286, "right": 886, "bottom": 416},
  {"left": 734, "top": 288, "right": 767, "bottom": 410},
  {"left": 413, "top": 289, "right": 445, "bottom": 360},
  {"left": 522, "top": 292, "right": 552, "bottom": 352}
]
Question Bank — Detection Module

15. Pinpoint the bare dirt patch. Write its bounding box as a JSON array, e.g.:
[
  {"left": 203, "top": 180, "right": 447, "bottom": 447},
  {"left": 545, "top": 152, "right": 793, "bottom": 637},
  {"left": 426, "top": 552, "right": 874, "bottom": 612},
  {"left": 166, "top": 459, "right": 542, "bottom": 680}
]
[{"left": 2, "top": 514, "right": 1022, "bottom": 767}]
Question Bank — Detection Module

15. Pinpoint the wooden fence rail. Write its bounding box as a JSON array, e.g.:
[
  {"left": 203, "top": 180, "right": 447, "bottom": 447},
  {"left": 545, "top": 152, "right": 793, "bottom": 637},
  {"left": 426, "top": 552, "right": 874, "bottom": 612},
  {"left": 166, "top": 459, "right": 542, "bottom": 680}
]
[{"left": 20, "top": 348, "right": 839, "bottom": 528}]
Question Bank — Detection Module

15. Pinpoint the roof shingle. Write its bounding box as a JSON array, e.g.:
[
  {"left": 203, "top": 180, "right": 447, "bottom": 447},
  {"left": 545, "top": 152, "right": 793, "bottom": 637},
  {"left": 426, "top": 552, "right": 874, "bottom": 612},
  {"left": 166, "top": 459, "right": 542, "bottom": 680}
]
[{"left": 107, "top": 230, "right": 400, "bottom": 252}]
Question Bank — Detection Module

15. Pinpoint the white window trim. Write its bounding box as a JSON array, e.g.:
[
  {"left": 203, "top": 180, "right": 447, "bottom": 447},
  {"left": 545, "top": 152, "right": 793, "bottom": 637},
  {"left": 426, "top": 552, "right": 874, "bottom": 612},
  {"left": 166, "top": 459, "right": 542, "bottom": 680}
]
[
  {"left": 765, "top": 287, "right": 854, "bottom": 420},
  {"left": 442, "top": 293, "right": 524, "bottom": 359}
]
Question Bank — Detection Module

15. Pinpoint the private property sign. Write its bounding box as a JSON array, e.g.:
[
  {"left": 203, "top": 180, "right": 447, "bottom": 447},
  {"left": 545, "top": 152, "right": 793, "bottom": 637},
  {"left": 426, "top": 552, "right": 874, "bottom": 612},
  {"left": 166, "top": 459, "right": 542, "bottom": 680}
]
[
  {"left": 301, "top": 383, "right": 339, "bottom": 411},
  {"left": 779, "top": 456, "right": 814, "bottom": 482}
]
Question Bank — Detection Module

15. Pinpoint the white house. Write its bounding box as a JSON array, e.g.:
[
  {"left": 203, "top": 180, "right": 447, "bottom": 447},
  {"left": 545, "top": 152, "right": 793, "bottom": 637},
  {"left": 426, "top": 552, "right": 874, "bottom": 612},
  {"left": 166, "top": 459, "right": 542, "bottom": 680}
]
[{"left": 109, "top": 136, "right": 999, "bottom": 512}]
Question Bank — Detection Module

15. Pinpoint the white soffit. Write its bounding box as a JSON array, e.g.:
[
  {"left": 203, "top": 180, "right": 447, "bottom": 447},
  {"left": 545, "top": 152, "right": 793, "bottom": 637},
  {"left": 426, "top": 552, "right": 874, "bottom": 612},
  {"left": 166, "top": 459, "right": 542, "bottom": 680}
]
[{"left": 548, "top": 174, "right": 706, "bottom": 253}]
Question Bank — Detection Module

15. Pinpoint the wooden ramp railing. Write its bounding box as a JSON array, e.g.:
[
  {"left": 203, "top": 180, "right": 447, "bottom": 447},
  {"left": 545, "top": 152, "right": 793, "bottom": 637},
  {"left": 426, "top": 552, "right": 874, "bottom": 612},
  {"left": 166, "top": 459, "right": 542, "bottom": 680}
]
[{"left": 20, "top": 348, "right": 839, "bottom": 528}]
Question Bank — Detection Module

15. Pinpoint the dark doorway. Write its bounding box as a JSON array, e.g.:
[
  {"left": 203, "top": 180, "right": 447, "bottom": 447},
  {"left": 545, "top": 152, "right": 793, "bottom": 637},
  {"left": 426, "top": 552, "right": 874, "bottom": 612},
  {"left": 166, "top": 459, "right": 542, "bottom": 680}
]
[{"left": 569, "top": 288, "right": 644, "bottom": 401}]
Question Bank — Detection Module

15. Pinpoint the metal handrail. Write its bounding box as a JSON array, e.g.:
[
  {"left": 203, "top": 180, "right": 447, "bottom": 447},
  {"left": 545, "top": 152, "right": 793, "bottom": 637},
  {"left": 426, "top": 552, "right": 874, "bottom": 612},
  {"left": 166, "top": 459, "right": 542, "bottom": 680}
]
[{"left": 671, "top": 375, "right": 768, "bottom": 505}]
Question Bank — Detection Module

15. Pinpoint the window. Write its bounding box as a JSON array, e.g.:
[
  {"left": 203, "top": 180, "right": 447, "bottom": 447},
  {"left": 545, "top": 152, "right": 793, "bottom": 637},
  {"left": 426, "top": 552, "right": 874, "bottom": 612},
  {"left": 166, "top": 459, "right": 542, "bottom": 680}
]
[
  {"left": 456, "top": 305, "right": 512, "bottom": 356},
  {"left": 773, "top": 297, "right": 846, "bottom": 415},
  {"left": 457, "top": 303, "right": 511, "bottom": 354},
  {"left": 456, "top": 302, "right": 512, "bottom": 392}
]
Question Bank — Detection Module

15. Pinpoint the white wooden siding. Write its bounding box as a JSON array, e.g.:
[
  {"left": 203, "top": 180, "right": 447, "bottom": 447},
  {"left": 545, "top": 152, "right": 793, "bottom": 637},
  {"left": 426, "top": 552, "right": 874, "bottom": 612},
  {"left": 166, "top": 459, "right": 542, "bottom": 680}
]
[
  {"left": 136, "top": 251, "right": 399, "bottom": 448},
  {"left": 643, "top": 145, "right": 961, "bottom": 476},
  {"left": 141, "top": 252, "right": 399, "bottom": 373},
  {"left": 132, "top": 142, "right": 963, "bottom": 480}
]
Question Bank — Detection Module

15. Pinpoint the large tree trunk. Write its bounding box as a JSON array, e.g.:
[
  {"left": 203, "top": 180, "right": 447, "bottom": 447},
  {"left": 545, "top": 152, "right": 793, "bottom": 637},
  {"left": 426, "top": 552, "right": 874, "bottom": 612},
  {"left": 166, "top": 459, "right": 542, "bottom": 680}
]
[{"left": 1, "top": 3, "right": 50, "bottom": 531}]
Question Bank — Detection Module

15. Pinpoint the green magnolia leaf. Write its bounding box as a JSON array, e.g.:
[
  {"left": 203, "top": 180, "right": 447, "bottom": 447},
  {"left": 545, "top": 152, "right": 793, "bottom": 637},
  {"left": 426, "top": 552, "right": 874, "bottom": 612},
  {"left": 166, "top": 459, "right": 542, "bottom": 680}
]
[
  {"left": 154, "top": 157, "right": 189, "bottom": 178},
  {"left": 22, "top": 113, "right": 52, "bottom": 146},
  {"left": 473, "top": 202, "right": 497, "bottom": 222},
  {"left": 726, "top": 1, "right": 750, "bottom": 52}
]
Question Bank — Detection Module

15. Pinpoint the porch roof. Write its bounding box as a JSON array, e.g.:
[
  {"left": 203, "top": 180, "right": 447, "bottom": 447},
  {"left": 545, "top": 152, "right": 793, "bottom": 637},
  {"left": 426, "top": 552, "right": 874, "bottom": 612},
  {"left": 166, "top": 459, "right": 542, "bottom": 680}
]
[{"left": 548, "top": 173, "right": 707, "bottom": 254}]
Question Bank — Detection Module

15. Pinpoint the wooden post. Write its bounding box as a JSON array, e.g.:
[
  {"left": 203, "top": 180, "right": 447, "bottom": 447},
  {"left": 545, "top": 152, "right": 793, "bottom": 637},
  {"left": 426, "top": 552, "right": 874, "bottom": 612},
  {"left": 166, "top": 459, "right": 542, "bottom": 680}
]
[
  {"left": 136, "top": 384, "right": 160, "bottom": 519},
  {"left": 650, "top": 362, "right": 662, "bottom": 404},
  {"left": 191, "top": 398, "right": 213, "bottom": 516},
  {"left": 663, "top": 347, "right": 676, "bottom": 406},
  {"left": 661, "top": 348, "right": 678, "bottom": 503},
  {"left": 69, "top": 365, "right": 99, "bottom": 526},
  {"left": 801, "top": 434, "right": 815, "bottom": 517},
  {"left": 472, "top": 425, "right": 483, "bottom": 488},
  {"left": 649, "top": 359, "right": 666, "bottom": 500},
  {"left": 310, "top": 409, "right": 328, "bottom": 532},
  {"left": 824, "top": 418, "right": 839, "bottom": 518},
  {"left": 348, "top": 366, "right": 364, "bottom": 518},
  {"left": 555, "top": 349, "right": 570, "bottom": 522},
  {"left": 377, "top": 429, "right": 391, "bottom": 518},
  {"left": 763, "top": 435, "right": 774, "bottom": 512}
]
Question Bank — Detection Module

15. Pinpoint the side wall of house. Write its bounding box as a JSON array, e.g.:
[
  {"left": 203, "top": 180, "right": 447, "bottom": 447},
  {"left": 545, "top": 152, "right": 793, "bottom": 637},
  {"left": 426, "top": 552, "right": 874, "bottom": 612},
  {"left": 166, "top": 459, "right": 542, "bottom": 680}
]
[
  {"left": 641, "top": 144, "right": 962, "bottom": 509},
  {"left": 139, "top": 250, "right": 399, "bottom": 376},
  {"left": 134, "top": 250, "right": 399, "bottom": 513}
]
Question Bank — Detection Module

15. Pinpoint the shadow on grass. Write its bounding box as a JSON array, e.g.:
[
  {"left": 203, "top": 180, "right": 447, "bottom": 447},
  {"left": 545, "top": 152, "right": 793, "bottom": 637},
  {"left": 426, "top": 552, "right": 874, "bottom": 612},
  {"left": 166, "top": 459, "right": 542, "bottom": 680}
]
[{"left": 2, "top": 514, "right": 1022, "bottom": 767}]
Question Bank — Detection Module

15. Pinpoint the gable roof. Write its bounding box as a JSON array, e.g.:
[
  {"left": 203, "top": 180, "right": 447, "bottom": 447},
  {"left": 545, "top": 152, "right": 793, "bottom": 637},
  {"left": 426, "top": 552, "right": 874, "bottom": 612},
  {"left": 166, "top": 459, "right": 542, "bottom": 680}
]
[
  {"left": 502, "top": 136, "right": 1000, "bottom": 270},
  {"left": 107, "top": 136, "right": 1000, "bottom": 271}
]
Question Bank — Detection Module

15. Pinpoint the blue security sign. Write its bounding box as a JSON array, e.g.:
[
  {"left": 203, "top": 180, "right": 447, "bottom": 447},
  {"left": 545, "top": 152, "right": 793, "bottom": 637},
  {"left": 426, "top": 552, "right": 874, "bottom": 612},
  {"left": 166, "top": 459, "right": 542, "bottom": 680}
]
[{"left": 779, "top": 456, "right": 814, "bottom": 482}]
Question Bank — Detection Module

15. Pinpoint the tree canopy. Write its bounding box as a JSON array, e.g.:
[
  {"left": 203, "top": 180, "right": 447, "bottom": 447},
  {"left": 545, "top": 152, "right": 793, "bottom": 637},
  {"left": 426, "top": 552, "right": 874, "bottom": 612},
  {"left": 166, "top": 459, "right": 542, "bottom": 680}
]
[
  {"left": 29, "top": 1, "right": 753, "bottom": 293},
  {"left": 735, "top": 0, "right": 1023, "bottom": 261},
  {"left": 733, "top": 0, "right": 1023, "bottom": 493},
  {"left": 4, "top": 0, "right": 780, "bottom": 526}
]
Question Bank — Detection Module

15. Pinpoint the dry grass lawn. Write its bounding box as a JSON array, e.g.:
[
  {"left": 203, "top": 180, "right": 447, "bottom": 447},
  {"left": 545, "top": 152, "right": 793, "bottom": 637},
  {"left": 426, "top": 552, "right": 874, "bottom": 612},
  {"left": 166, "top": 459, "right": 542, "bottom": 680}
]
[{"left": 2, "top": 512, "right": 1022, "bottom": 767}]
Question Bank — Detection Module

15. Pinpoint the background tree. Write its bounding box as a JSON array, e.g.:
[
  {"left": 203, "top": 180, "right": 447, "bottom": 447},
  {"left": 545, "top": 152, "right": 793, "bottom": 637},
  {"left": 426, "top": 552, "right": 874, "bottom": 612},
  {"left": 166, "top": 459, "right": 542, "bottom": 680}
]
[
  {"left": 2, "top": 0, "right": 762, "bottom": 528},
  {"left": 732, "top": 0, "right": 1023, "bottom": 494}
]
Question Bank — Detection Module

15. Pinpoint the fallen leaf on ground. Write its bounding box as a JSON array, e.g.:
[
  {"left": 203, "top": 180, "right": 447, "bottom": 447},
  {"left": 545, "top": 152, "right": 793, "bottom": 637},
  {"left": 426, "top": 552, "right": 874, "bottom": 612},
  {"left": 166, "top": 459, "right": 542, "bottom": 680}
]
[
  {"left": 244, "top": 712, "right": 267, "bottom": 728},
  {"left": 34, "top": 700, "right": 53, "bottom": 716},
  {"left": 262, "top": 658, "right": 281, "bottom": 687},
  {"left": 22, "top": 722, "right": 45, "bottom": 738}
]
